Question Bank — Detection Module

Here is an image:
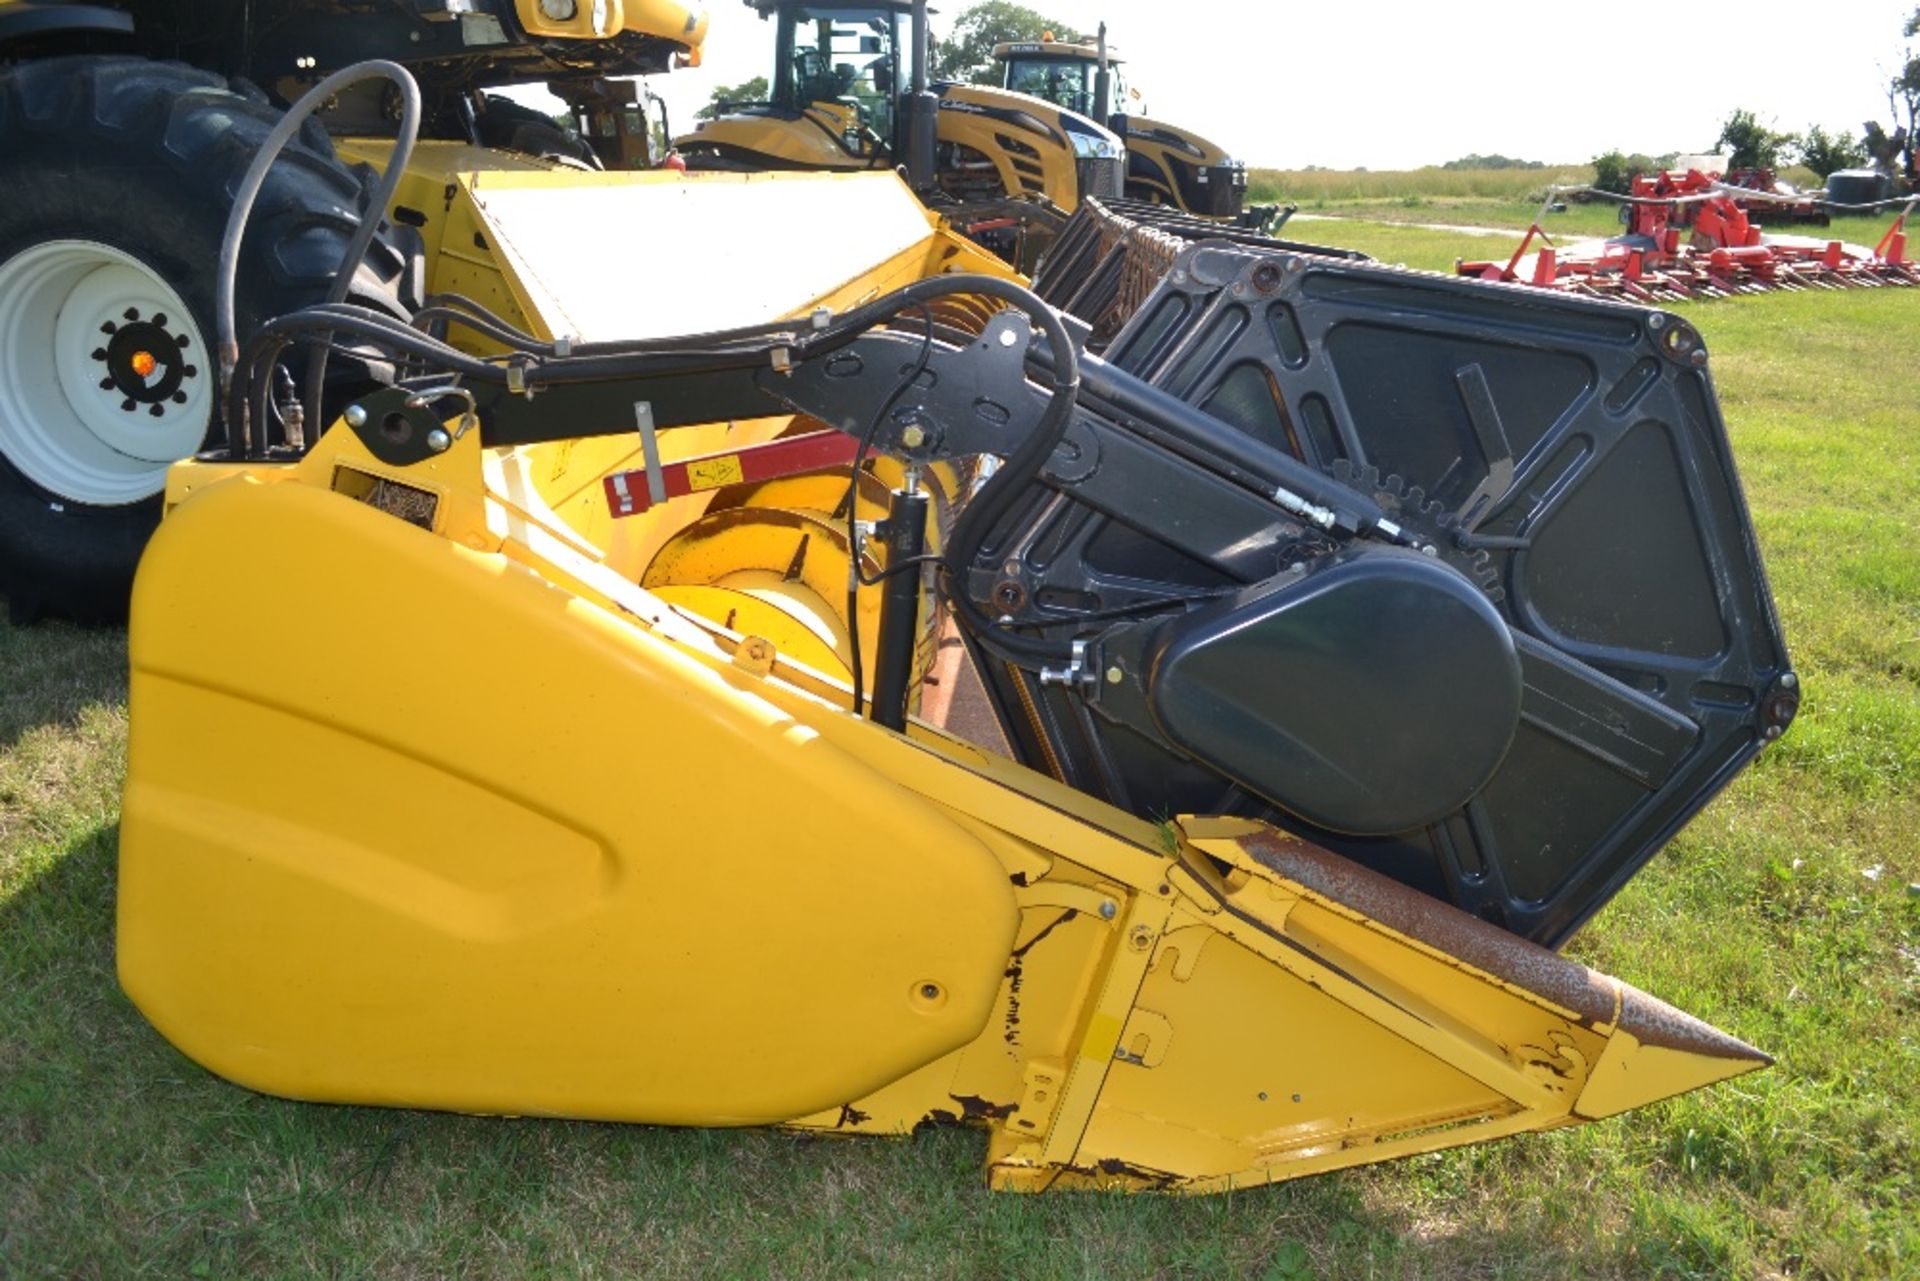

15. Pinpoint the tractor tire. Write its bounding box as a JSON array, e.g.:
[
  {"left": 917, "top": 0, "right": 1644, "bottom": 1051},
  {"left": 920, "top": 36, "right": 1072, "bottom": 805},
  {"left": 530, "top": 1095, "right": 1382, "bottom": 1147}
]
[{"left": 0, "top": 55, "right": 418, "bottom": 625}]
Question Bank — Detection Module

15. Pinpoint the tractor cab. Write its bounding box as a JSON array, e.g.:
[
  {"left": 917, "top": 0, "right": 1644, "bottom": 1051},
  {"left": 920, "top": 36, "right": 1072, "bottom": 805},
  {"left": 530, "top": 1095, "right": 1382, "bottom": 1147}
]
[
  {"left": 993, "top": 26, "right": 1260, "bottom": 223},
  {"left": 772, "top": 3, "right": 911, "bottom": 161},
  {"left": 994, "top": 33, "right": 1135, "bottom": 122}
]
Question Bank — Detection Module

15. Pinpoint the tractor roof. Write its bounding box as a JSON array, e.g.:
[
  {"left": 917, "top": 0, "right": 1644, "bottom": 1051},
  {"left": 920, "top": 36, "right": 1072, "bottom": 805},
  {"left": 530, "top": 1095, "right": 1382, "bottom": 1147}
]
[{"left": 991, "top": 37, "right": 1123, "bottom": 64}]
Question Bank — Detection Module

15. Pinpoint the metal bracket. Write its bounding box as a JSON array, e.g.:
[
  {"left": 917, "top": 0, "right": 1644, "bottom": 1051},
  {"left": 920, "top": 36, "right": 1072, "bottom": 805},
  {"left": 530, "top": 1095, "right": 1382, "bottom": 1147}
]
[
  {"left": 1039, "top": 638, "right": 1101, "bottom": 697},
  {"left": 634, "top": 401, "right": 666, "bottom": 507}
]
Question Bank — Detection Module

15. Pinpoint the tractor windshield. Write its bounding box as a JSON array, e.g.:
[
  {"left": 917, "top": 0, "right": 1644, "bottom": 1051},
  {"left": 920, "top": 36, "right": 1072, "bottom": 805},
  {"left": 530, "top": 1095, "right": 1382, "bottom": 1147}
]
[
  {"left": 786, "top": 8, "right": 905, "bottom": 144},
  {"left": 1003, "top": 56, "right": 1093, "bottom": 115},
  {"left": 1002, "top": 55, "right": 1130, "bottom": 118}
]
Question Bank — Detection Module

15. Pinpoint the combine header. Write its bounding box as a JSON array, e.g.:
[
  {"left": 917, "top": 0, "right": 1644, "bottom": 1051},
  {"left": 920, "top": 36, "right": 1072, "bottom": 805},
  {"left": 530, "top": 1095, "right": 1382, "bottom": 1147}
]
[
  {"left": 1461, "top": 170, "right": 1917, "bottom": 301},
  {"left": 0, "top": 0, "right": 1800, "bottom": 1192}
]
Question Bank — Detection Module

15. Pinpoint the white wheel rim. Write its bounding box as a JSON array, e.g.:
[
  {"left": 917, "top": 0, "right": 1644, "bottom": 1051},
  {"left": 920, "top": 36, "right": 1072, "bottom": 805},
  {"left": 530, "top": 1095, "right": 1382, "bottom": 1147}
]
[{"left": 0, "top": 239, "right": 213, "bottom": 505}]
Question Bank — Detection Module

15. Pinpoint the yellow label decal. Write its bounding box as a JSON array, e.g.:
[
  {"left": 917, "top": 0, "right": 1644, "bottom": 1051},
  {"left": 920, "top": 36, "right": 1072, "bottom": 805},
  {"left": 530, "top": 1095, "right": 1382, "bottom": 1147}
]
[{"left": 687, "top": 456, "right": 746, "bottom": 491}]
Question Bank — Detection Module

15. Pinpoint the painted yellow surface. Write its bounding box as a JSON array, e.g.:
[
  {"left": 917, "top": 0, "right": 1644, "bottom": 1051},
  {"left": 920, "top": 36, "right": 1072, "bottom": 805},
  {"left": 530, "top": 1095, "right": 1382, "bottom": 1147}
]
[
  {"left": 681, "top": 84, "right": 1091, "bottom": 212},
  {"left": 130, "top": 414, "right": 1768, "bottom": 1189},
  {"left": 511, "top": 0, "right": 708, "bottom": 49}
]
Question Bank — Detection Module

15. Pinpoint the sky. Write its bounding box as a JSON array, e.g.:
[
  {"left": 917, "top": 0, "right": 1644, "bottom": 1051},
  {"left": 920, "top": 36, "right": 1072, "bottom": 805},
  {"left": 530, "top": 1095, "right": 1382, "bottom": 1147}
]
[{"left": 624, "top": 0, "right": 1917, "bottom": 170}]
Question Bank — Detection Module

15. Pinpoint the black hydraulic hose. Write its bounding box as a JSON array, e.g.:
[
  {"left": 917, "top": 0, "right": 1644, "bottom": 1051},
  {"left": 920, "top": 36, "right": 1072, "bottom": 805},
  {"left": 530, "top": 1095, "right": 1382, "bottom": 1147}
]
[
  {"left": 405, "top": 274, "right": 1086, "bottom": 671},
  {"left": 256, "top": 272, "right": 1084, "bottom": 670},
  {"left": 304, "top": 65, "right": 422, "bottom": 440},
  {"left": 1027, "top": 337, "right": 1399, "bottom": 540},
  {"left": 837, "top": 275, "right": 1082, "bottom": 668},
  {"left": 846, "top": 304, "right": 935, "bottom": 718},
  {"left": 217, "top": 60, "right": 421, "bottom": 456},
  {"left": 253, "top": 308, "right": 802, "bottom": 390}
]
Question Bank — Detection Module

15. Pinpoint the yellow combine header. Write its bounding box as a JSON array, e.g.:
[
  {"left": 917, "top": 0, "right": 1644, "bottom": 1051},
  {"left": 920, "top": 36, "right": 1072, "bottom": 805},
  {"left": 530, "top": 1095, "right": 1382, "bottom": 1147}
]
[{"left": 111, "top": 109, "right": 1788, "bottom": 1189}]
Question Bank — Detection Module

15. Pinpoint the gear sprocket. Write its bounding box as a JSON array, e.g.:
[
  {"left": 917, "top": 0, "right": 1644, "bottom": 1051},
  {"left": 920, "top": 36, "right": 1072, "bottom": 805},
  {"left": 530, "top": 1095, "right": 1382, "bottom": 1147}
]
[{"left": 1326, "top": 459, "right": 1503, "bottom": 601}]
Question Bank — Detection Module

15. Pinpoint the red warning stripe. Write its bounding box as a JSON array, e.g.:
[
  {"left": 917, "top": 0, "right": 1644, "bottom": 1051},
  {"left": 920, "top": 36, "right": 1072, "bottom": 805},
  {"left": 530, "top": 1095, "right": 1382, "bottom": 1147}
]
[{"left": 603, "top": 430, "right": 861, "bottom": 519}]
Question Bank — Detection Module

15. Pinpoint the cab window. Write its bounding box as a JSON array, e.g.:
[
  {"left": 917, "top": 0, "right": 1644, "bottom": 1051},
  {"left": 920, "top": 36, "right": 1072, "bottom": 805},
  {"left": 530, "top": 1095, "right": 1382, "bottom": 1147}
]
[
  {"left": 1004, "top": 57, "right": 1092, "bottom": 116},
  {"left": 789, "top": 8, "right": 903, "bottom": 142}
]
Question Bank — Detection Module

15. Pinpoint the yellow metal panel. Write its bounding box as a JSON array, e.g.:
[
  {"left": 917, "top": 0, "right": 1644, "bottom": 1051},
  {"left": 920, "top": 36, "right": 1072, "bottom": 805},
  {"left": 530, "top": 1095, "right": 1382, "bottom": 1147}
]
[
  {"left": 120, "top": 479, "right": 1019, "bottom": 1125},
  {"left": 678, "top": 112, "right": 870, "bottom": 171},
  {"left": 940, "top": 84, "right": 1086, "bottom": 211},
  {"left": 513, "top": 0, "right": 708, "bottom": 47}
]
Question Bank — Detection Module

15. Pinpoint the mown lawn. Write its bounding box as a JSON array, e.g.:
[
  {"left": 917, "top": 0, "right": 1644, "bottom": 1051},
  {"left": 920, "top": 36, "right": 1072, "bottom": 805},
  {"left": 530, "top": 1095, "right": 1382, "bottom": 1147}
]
[{"left": 2, "top": 283, "right": 1917, "bottom": 1277}]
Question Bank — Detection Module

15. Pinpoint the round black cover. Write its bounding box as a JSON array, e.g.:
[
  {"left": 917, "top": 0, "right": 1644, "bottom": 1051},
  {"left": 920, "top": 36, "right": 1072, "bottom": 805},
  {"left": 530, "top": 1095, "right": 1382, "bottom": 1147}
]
[{"left": 1145, "top": 548, "right": 1522, "bottom": 836}]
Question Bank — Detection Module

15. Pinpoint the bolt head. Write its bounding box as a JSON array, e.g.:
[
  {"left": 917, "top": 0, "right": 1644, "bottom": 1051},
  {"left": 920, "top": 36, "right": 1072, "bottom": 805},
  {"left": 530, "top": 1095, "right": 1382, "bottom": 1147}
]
[
  {"left": 427, "top": 428, "right": 452, "bottom": 453},
  {"left": 900, "top": 424, "right": 927, "bottom": 449},
  {"left": 343, "top": 404, "right": 368, "bottom": 429},
  {"left": 1781, "top": 672, "right": 1798, "bottom": 690},
  {"left": 1690, "top": 348, "right": 1707, "bottom": 367},
  {"left": 1649, "top": 313, "right": 1667, "bottom": 330},
  {"left": 1098, "top": 899, "right": 1118, "bottom": 920},
  {"left": 1105, "top": 665, "right": 1124, "bottom": 685},
  {"left": 997, "top": 327, "right": 1019, "bottom": 348}
]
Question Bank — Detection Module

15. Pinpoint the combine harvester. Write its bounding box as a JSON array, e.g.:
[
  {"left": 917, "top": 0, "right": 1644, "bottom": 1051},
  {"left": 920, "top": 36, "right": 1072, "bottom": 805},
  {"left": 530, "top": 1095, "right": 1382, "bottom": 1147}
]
[
  {"left": 1, "top": 1, "right": 1797, "bottom": 1193},
  {"left": 1461, "top": 167, "right": 1917, "bottom": 301}
]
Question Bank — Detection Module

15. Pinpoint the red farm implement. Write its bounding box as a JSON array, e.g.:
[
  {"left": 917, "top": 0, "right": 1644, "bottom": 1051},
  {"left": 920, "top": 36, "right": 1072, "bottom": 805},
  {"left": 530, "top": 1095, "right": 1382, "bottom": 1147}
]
[{"left": 1459, "top": 170, "right": 1917, "bottom": 302}]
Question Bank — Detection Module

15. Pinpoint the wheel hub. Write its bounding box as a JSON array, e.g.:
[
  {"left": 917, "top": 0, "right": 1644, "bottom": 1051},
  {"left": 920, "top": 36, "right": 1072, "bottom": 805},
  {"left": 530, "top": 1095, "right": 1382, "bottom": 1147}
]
[
  {"left": 0, "top": 239, "right": 212, "bottom": 505},
  {"left": 99, "top": 312, "right": 197, "bottom": 411}
]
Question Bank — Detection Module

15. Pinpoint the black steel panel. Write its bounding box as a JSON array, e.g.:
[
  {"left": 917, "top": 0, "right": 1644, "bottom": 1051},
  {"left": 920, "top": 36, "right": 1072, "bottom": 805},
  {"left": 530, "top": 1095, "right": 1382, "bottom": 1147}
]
[
  {"left": 981, "top": 239, "right": 1795, "bottom": 946},
  {"left": 1146, "top": 549, "right": 1523, "bottom": 836}
]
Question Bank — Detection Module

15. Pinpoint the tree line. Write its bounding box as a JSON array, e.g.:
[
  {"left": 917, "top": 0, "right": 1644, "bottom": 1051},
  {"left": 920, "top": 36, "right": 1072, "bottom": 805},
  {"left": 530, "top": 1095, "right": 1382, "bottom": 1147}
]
[{"left": 1591, "top": 7, "right": 1917, "bottom": 191}]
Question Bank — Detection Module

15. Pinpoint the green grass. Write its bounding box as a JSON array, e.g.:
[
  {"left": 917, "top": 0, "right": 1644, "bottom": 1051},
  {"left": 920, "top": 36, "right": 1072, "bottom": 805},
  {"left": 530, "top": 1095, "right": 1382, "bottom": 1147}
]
[
  {"left": 5, "top": 293, "right": 1920, "bottom": 1277},
  {"left": 1249, "top": 164, "right": 1827, "bottom": 207},
  {"left": 1249, "top": 166, "right": 1600, "bottom": 204}
]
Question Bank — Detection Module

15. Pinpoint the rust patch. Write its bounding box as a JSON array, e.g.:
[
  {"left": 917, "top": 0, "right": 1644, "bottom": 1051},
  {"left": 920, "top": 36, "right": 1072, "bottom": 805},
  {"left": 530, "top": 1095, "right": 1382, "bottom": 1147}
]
[
  {"left": 1012, "top": 909, "right": 1075, "bottom": 959},
  {"left": 1228, "top": 828, "right": 1767, "bottom": 1063},
  {"left": 1003, "top": 957, "right": 1025, "bottom": 1046},
  {"left": 950, "top": 1094, "right": 1017, "bottom": 1121},
  {"left": 1089, "top": 1157, "right": 1181, "bottom": 1190}
]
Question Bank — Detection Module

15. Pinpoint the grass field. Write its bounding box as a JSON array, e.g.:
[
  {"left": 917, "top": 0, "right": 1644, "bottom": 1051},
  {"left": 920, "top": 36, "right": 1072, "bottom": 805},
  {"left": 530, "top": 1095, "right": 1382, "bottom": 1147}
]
[{"left": 3, "top": 258, "right": 1918, "bottom": 1275}]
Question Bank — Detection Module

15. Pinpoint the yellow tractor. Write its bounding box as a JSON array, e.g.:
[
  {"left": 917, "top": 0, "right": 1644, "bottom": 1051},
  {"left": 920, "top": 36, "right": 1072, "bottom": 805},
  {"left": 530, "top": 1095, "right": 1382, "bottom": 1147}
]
[
  {"left": 5, "top": 0, "right": 1794, "bottom": 1195},
  {"left": 676, "top": 0, "right": 1124, "bottom": 256},
  {"left": 994, "top": 27, "right": 1269, "bottom": 226}
]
